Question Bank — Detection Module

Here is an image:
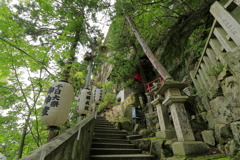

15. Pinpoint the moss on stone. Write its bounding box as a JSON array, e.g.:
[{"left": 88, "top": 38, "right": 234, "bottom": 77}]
[{"left": 185, "top": 153, "right": 232, "bottom": 160}]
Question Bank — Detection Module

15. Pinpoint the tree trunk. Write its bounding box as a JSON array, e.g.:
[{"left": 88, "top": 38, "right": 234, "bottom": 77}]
[
  {"left": 18, "top": 111, "right": 31, "bottom": 159},
  {"left": 125, "top": 14, "right": 172, "bottom": 80}
]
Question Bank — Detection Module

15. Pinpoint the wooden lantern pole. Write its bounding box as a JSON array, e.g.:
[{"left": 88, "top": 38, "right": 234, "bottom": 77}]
[{"left": 125, "top": 14, "right": 172, "bottom": 80}]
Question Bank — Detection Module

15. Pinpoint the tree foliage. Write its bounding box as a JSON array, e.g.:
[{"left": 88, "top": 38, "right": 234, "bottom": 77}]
[
  {"left": 0, "top": 0, "right": 219, "bottom": 158},
  {"left": 0, "top": 0, "right": 110, "bottom": 159},
  {"left": 104, "top": 0, "right": 215, "bottom": 84}
]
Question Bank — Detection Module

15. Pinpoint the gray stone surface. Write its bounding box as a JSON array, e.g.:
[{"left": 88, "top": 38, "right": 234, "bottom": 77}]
[
  {"left": 206, "top": 110, "right": 216, "bottom": 129},
  {"left": 230, "top": 122, "right": 240, "bottom": 146},
  {"left": 156, "top": 130, "right": 176, "bottom": 139},
  {"left": 198, "top": 69, "right": 209, "bottom": 91},
  {"left": 210, "top": 96, "right": 233, "bottom": 124},
  {"left": 201, "top": 130, "right": 216, "bottom": 146},
  {"left": 200, "top": 112, "right": 207, "bottom": 121},
  {"left": 120, "top": 121, "right": 132, "bottom": 131},
  {"left": 222, "top": 76, "right": 240, "bottom": 107},
  {"left": 145, "top": 111, "right": 158, "bottom": 130},
  {"left": 170, "top": 103, "right": 195, "bottom": 142},
  {"left": 172, "top": 141, "right": 209, "bottom": 156},
  {"left": 190, "top": 71, "right": 203, "bottom": 95},
  {"left": 152, "top": 97, "right": 175, "bottom": 137},
  {"left": 201, "top": 96, "right": 211, "bottom": 111},
  {"left": 182, "top": 86, "right": 195, "bottom": 97},
  {"left": 150, "top": 140, "right": 164, "bottom": 160},
  {"left": 224, "top": 140, "right": 239, "bottom": 156},
  {"left": 224, "top": 48, "right": 240, "bottom": 80},
  {"left": 165, "top": 139, "right": 177, "bottom": 153},
  {"left": 210, "top": 1, "right": 240, "bottom": 45},
  {"left": 132, "top": 138, "right": 151, "bottom": 151},
  {"left": 20, "top": 115, "right": 95, "bottom": 160},
  {"left": 155, "top": 101, "right": 172, "bottom": 131},
  {"left": 231, "top": 107, "right": 240, "bottom": 122},
  {"left": 214, "top": 124, "right": 232, "bottom": 144}
]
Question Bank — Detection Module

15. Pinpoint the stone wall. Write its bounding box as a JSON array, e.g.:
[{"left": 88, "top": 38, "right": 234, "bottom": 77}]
[
  {"left": 102, "top": 92, "right": 143, "bottom": 131},
  {"left": 195, "top": 48, "right": 240, "bottom": 155},
  {"left": 116, "top": 87, "right": 138, "bottom": 103},
  {"left": 20, "top": 115, "right": 95, "bottom": 160}
]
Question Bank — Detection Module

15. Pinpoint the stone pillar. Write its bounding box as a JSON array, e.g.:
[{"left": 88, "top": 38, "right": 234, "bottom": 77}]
[
  {"left": 152, "top": 97, "right": 176, "bottom": 139},
  {"left": 158, "top": 81, "right": 208, "bottom": 156},
  {"left": 163, "top": 88, "right": 194, "bottom": 141},
  {"left": 146, "top": 95, "right": 153, "bottom": 113}
]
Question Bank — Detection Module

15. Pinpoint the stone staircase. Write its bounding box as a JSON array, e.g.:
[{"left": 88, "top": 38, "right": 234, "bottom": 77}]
[{"left": 90, "top": 116, "right": 154, "bottom": 160}]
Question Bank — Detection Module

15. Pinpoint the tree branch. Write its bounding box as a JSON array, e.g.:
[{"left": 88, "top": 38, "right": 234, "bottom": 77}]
[{"left": 0, "top": 37, "right": 54, "bottom": 77}]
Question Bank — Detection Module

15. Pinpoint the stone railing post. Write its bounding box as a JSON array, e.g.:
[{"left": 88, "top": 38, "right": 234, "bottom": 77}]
[
  {"left": 152, "top": 81, "right": 208, "bottom": 156},
  {"left": 163, "top": 87, "right": 194, "bottom": 141},
  {"left": 146, "top": 95, "right": 154, "bottom": 113},
  {"left": 151, "top": 97, "right": 176, "bottom": 139}
]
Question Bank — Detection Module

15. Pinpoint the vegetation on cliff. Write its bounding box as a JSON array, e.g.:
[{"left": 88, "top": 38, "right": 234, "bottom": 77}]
[{"left": 0, "top": 0, "right": 232, "bottom": 159}]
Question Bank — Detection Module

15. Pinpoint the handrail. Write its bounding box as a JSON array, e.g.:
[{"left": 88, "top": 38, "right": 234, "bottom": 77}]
[
  {"left": 145, "top": 77, "right": 163, "bottom": 92},
  {"left": 193, "top": 20, "right": 217, "bottom": 78},
  {"left": 20, "top": 114, "right": 95, "bottom": 160}
]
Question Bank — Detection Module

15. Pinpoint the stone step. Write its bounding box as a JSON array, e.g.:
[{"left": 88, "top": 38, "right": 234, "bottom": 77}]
[
  {"left": 95, "top": 122, "right": 112, "bottom": 124},
  {"left": 95, "top": 118, "right": 109, "bottom": 121},
  {"left": 90, "top": 154, "right": 154, "bottom": 160},
  {"left": 96, "top": 119, "right": 107, "bottom": 122},
  {"left": 95, "top": 127, "right": 117, "bottom": 130},
  {"left": 93, "top": 138, "right": 130, "bottom": 144},
  {"left": 126, "top": 135, "right": 142, "bottom": 140},
  {"left": 95, "top": 120, "right": 108, "bottom": 122},
  {"left": 95, "top": 123, "right": 114, "bottom": 126},
  {"left": 94, "top": 127, "right": 119, "bottom": 131},
  {"left": 92, "top": 142, "right": 135, "bottom": 149},
  {"left": 95, "top": 124, "right": 115, "bottom": 128},
  {"left": 94, "top": 130, "right": 127, "bottom": 135},
  {"left": 91, "top": 148, "right": 142, "bottom": 155},
  {"left": 94, "top": 133, "right": 126, "bottom": 139}
]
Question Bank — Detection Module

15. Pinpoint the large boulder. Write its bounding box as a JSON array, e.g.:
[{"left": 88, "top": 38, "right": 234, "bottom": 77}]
[
  {"left": 230, "top": 122, "right": 240, "bottom": 146},
  {"left": 231, "top": 107, "right": 240, "bottom": 122},
  {"left": 224, "top": 140, "right": 239, "bottom": 156},
  {"left": 214, "top": 124, "right": 232, "bottom": 144},
  {"left": 132, "top": 138, "right": 151, "bottom": 151},
  {"left": 221, "top": 76, "right": 240, "bottom": 107},
  {"left": 201, "top": 130, "right": 216, "bottom": 146},
  {"left": 210, "top": 96, "right": 233, "bottom": 124},
  {"left": 206, "top": 110, "right": 216, "bottom": 129},
  {"left": 201, "top": 96, "right": 211, "bottom": 111},
  {"left": 150, "top": 140, "right": 164, "bottom": 160}
]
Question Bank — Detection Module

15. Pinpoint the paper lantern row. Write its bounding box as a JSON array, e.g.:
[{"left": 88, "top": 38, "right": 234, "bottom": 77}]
[{"left": 41, "top": 81, "right": 74, "bottom": 127}]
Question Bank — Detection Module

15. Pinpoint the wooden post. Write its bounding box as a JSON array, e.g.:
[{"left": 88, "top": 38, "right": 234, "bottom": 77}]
[
  {"left": 47, "top": 126, "right": 59, "bottom": 142},
  {"left": 125, "top": 14, "right": 172, "bottom": 80}
]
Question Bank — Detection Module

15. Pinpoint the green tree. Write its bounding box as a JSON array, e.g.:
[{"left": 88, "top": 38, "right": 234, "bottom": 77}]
[{"left": 0, "top": 0, "right": 110, "bottom": 159}]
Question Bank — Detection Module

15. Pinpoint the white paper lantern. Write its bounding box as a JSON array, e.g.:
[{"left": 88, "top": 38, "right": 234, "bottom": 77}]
[
  {"left": 41, "top": 81, "right": 74, "bottom": 127},
  {"left": 93, "top": 88, "right": 104, "bottom": 104},
  {"left": 78, "top": 88, "right": 91, "bottom": 115}
]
